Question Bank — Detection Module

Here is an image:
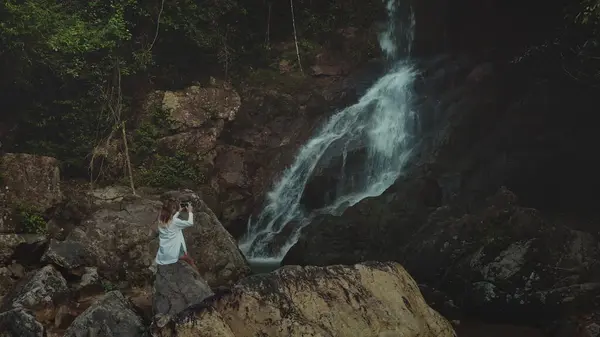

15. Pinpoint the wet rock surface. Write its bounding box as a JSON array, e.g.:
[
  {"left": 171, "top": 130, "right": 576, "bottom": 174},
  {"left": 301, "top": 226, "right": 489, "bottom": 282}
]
[
  {"left": 156, "top": 262, "right": 456, "bottom": 337},
  {"left": 287, "top": 186, "right": 600, "bottom": 324},
  {"left": 140, "top": 69, "right": 374, "bottom": 237},
  {"left": 401, "top": 188, "right": 600, "bottom": 321},
  {"left": 283, "top": 53, "right": 600, "bottom": 329}
]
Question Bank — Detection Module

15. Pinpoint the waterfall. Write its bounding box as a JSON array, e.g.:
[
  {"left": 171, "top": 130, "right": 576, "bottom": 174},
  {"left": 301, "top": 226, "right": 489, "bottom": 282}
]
[{"left": 239, "top": 0, "right": 417, "bottom": 263}]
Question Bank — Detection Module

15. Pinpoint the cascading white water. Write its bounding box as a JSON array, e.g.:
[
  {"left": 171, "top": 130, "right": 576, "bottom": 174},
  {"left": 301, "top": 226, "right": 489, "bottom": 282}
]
[{"left": 239, "top": 0, "right": 417, "bottom": 263}]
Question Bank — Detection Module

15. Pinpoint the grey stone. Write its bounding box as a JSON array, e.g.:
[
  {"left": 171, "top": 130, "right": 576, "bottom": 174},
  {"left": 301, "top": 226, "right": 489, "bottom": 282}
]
[
  {"left": 0, "top": 265, "right": 68, "bottom": 315},
  {"left": 63, "top": 290, "right": 146, "bottom": 337},
  {"left": 152, "top": 261, "right": 213, "bottom": 327},
  {"left": 0, "top": 309, "right": 45, "bottom": 337}
]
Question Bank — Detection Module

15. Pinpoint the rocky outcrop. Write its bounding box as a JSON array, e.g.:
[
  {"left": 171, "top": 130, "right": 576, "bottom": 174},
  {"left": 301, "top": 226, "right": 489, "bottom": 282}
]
[
  {"left": 287, "top": 187, "right": 600, "bottom": 323},
  {"left": 0, "top": 267, "right": 15, "bottom": 299},
  {"left": 144, "top": 82, "right": 241, "bottom": 167},
  {"left": 43, "top": 188, "right": 250, "bottom": 288},
  {"left": 149, "top": 82, "right": 241, "bottom": 132},
  {"left": 0, "top": 153, "right": 63, "bottom": 234},
  {"left": 0, "top": 187, "right": 13, "bottom": 234},
  {"left": 136, "top": 66, "right": 375, "bottom": 236},
  {"left": 282, "top": 53, "right": 600, "bottom": 327},
  {"left": 42, "top": 195, "right": 159, "bottom": 283},
  {"left": 0, "top": 265, "right": 69, "bottom": 325},
  {"left": 153, "top": 261, "right": 213, "bottom": 327},
  {"left": 0, "top": 153, "right": 63, "bottom": 214},
  {"left": 63, "top": 290, "right": 146, "bottom": 337},
  {"left": 401, "top": 187, "right": 600, "bottom": 320},
  {"left": 160, "top": 190, "right": 251, "bottom": 288},
  {"left": 0, "top": 309, "right": 46, "bottom": 337},
  {"left": 0, "top": 233, "right": 46, "bottom": 265},
  {"left": 155, "top": 262, "right": 456, "bottom": 337}
]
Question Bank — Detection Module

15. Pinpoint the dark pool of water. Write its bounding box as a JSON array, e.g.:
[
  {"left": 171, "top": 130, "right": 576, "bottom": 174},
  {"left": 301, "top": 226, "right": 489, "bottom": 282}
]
[{"left": 248, "top": 259, "right": 281, "bottom": 275}]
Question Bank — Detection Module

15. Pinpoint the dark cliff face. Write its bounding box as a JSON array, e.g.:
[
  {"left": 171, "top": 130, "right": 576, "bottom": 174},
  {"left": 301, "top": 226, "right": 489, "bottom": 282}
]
[
  {"left": 412, "top": 0, "right": 572, "bottom": 57},
  {"left": 283, "top": 48, "right": 600, "bottom": 325}
]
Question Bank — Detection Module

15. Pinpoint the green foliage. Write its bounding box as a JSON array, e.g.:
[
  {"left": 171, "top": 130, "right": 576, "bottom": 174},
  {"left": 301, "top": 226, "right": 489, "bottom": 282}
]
[
  {"left": 572, "top": 0, "right": 600, "bottom": 25},
  {"left": 128, "top": 106, "right": 205, "bottom": 188},
  {"left": 0, "top": 0, "right": 246, "bottom": 176},
  {"left": 0, "top": 0, "right": 137, "bottom": 80},
  {"left": 295, "top": 0, "right": 381, "bottom": 41},
  {"left": 16, "top": 99, "right": 111, "bottom": 171},
  {"left": 130, "top": 106, "right": 173, "bottom": 161},
  {"left": 16, "top": 207, "right": 48, "bottom": 235},
  {"left": 0, "top": 0, "right": 384, "bottom": 182},
  {"left": 136, "top": 151, "right": 206, "bottom": 188},
  {"left": 101, "top": 280, "right": 117, "bottom": 292},
  {"left": 244, "top": 68, "right": 308, "bottom": 92}
]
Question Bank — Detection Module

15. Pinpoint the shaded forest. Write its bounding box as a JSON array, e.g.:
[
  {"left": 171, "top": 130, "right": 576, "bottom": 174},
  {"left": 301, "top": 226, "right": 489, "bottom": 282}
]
[{"left": 0, "top": 0, "right": 598, "bottom": 182}]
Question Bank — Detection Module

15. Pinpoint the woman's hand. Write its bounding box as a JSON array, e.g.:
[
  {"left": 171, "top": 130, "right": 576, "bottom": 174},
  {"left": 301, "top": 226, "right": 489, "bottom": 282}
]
[{"left": 187, "top": 204, "right": 193, "bottom": 213}]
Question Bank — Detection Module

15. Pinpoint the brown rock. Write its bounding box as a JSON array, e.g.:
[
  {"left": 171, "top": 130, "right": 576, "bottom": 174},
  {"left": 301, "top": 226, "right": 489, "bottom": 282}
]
[
  {"left": 310, "top": 64, "right": 346, "bottom": 76},
  {"left": 89, "top": 137, "right": 127, "bottom": 182},
  {"left": 42, "top": 196, "right": 160, "bottom": 283},
  {"left": 149, "top": 85, "right": 241, "bottom": 132},
  {"left": 44, "top": 188, "right": 251, "bottom": 288},
  {"left": 215, "top": 146, "right": 248, "bottom": 188},
  {"left": 157, "top": 123, "right": 223, "bottom": 154},
  {"left": 159, "top": 262, "right": 456, "bottom": 337},
  {"left": 0, "top": 153, "right": 63, "bottom": 214}
]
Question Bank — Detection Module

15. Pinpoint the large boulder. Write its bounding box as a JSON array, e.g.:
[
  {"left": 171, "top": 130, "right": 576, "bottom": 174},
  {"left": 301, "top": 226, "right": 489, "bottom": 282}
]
[
  {"left": 63, "top": 290, "right": 146, "bottom": 337},
  {"left": 155, "top": 262, "right": 456, "bottom": 337},
  {"left": 152, "top": 261, "right": 213, "bottom": 327},
  {"left": 288, "top": 187, "right": 600, "bottom": 324},
  {"left": 0, "top": 153, "right": 63, "bottom": 214},
  {"left": 161, "top": 190, "right": 251, "bottom": 288},
  {"left": 144, "top": 83, "right": 241, "bottom": 159},
  {"left": 400, "top": 187, "right": 600, "bottom": 321},
  {"left": 0, "top": 309, "right": 46, "bottom": 337},
  {"left": 148, "top": 83, "right": 241, "bottom": 132},
  {"left": 43, "top": 188, "right": 251, "bottom": 288},
  {"left": 0, "top": 265, "right": 69, "bottom": 325},
  {"left": 41, "top": 195, "right": 160, "bottom": 283},
  {"left": 0, "top": 153, "right": 63, "bottom": 234}
]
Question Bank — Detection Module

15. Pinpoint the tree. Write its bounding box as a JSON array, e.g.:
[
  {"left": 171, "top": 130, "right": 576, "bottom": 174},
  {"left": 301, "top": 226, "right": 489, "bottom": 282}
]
[{"left": 290, "top": 0, "right": 303, "bottom": 73}]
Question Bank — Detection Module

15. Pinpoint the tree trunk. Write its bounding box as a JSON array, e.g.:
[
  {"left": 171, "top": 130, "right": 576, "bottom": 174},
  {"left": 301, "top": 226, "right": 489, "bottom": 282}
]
[{"left": 290, "top": 0, "right": 303, "bottom": 74}]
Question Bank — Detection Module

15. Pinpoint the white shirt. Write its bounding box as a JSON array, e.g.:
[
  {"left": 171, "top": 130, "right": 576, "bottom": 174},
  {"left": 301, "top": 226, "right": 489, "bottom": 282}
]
[{"left": 155, "top": 212, "right": 194, "bottom": 265}]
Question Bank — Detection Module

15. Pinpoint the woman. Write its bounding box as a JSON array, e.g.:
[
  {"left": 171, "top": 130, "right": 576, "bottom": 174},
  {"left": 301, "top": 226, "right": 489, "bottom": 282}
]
[{"left": 155, "top": 199, "right": 197, "bottom": 269}]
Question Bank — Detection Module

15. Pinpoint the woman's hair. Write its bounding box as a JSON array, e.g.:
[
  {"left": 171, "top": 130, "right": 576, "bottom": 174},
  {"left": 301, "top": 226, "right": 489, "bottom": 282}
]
[{"left": 158, "top": 199, "right": 179, "bottom": 226}]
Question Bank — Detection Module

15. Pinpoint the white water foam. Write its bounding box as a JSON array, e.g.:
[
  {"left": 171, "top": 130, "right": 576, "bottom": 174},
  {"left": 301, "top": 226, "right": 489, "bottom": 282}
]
[{"left": 239, "top": 0, "right": 417, "bottom": 262}]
